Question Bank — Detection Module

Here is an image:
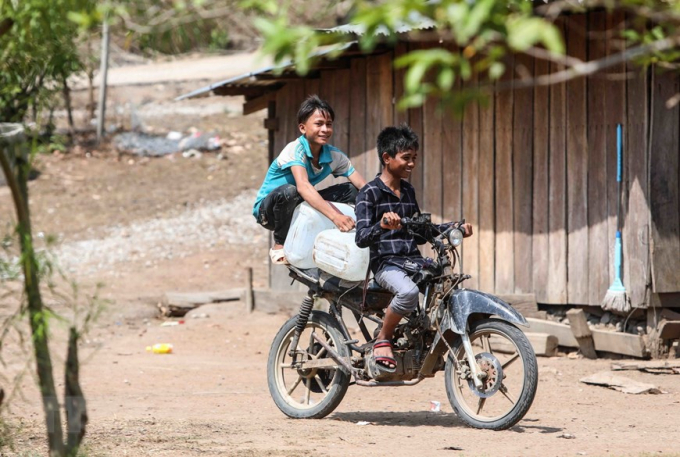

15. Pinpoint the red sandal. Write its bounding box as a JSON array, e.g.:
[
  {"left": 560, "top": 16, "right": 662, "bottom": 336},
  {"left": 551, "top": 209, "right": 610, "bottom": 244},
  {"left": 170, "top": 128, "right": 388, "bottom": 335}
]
[{"left": 370, "top": 339, "right": 397, "bottom": 374}]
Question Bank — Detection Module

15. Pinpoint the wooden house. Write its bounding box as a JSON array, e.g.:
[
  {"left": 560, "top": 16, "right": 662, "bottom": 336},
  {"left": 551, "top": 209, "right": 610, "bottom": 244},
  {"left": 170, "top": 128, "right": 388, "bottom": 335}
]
[{"left": 180, "top": 10, "right": 680, "bottom": 318}]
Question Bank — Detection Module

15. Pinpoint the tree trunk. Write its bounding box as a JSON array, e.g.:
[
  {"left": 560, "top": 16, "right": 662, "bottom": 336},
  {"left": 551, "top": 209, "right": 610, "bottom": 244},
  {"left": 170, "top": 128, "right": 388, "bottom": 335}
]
[
  {"left": 61, "top": 74, "right": 75, "bottom": 135},
  {"left": 0, "top": 124, "right": 66, "bottom": 457}
]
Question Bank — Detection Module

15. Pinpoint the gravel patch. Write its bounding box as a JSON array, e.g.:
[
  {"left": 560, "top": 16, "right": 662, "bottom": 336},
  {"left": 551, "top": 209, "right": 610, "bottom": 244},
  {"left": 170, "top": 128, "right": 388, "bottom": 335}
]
[{"left": 55, "top": 189, "right": 266, "bottom": 274}]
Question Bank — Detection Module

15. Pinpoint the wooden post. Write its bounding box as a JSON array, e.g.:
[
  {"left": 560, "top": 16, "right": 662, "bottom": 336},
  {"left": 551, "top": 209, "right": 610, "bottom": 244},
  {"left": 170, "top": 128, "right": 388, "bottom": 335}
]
[
  {"left": 566, "top": 308, "right": 597, "bottom": 359},
  {"left": 96, "top": 20, "right": 110, "bottom": 143},
  {"left": 245, "top": 267, "right": 254, "bottom": 313}
]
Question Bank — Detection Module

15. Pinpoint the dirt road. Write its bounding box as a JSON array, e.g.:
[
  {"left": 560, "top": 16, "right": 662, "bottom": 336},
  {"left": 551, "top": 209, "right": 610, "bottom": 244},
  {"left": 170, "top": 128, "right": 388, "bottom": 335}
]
[{"left": 1, "top": 56, "right": 679, "bottom": 457}]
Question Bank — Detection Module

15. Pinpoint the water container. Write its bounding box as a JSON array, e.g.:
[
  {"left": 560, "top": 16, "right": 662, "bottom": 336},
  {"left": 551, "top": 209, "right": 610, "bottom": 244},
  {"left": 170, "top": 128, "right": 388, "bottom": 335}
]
[
  {"left": 313, "top": 229, "right": 370, "bottom": 281},
  {"left": 283, "top": 202, "right": 356, "bottom": 268}
]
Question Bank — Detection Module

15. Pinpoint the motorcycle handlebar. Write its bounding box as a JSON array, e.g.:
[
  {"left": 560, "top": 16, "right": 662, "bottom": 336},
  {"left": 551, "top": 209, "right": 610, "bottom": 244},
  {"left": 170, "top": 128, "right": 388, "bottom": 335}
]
[{"left": 382, "top": 216, "right": 466, "bottom": 235}]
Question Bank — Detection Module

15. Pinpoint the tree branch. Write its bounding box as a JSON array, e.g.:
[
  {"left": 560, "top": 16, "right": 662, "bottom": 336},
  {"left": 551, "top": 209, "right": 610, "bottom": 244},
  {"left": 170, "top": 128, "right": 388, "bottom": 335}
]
[{"left": 496, "top": 35, "right": 680, "bottom": 91}]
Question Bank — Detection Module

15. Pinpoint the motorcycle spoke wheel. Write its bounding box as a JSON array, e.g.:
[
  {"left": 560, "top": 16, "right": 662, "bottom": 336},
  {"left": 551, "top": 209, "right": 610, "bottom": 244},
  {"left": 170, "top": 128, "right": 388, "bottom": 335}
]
[
  {"left": 445, "top": 319, "right": 538, "bottom": 430},
  {"left": 267, "top": 311, "right": 350, "bottom": 419}
]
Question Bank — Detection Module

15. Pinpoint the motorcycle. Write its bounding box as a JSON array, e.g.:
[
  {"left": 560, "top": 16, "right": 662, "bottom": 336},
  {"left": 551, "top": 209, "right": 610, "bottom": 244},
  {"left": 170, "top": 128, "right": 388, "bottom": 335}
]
[{"left": 266, "top": 213, "right": 538, "bottom": 430}]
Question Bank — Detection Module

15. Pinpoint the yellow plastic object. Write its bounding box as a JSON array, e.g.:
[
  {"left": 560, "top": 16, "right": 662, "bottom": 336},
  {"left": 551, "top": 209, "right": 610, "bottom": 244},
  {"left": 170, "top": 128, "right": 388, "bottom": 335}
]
[{"left": 146, "top": 343, "right": 173, "bottom": 354}]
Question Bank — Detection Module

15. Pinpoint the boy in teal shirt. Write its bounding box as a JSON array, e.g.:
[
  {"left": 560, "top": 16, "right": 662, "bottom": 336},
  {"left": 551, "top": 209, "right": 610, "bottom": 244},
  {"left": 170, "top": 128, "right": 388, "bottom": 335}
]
[{"left": 253, "top": 95, "right": 366, "bottom": 263}]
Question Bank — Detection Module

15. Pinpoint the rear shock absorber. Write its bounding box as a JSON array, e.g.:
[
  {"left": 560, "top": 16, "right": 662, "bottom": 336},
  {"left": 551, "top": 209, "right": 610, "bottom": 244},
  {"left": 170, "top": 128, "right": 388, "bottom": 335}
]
[{"left": 288, "top": 292, "right": 315, "bottom": 357}]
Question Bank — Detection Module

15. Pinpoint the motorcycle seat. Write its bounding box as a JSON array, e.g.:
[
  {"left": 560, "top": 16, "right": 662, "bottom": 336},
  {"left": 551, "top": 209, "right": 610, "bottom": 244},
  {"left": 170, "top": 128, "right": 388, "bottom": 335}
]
[{"left": 319, "top": 272, "right": 389, "bottom": 293}]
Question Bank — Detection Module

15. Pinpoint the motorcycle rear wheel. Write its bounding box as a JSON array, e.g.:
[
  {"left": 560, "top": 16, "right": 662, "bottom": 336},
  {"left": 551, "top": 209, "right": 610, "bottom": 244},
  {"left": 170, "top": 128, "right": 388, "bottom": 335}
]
[
  {"left": 444, "top": 318, "right": 538, "bottom": 430},
  {"left": 267, "top": 311, "right": 350, "bottom": 419}
]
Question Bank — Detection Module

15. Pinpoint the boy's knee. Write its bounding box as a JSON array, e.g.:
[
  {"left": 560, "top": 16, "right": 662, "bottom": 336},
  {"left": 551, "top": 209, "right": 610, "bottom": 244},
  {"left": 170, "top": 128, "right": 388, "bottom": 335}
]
[
  {"left": 391, "top": 284, "right": 419, "bottom": 315},
  {"left": 281, "top": 184, "right": 300, "bottom": 201}
]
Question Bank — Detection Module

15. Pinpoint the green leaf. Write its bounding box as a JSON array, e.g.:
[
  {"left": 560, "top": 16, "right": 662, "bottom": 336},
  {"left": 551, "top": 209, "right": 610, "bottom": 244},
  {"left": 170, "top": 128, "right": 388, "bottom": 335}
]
[
  {"left": 437, "top": 67, "right": 455, "bottom": 91},
  {"left": 405, "top": 61, "right": 429, "bottom": 94},
  {"left": 489, "top": 62, "right": 505, "bottom": 80},
  {"left": 507, "top": 17, "right": 544, "bottom": 51}
]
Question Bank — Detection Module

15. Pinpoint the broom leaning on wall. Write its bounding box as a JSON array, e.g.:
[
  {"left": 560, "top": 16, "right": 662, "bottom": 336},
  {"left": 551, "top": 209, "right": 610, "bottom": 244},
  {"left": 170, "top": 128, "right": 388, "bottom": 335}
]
[{"left": 602, "top": 124, "right": 631, "bottom": 314}]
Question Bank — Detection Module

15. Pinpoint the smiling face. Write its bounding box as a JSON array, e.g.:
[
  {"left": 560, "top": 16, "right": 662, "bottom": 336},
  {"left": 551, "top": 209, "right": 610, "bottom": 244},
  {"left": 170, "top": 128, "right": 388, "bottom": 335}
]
[
  {"left": 383, "top": 148, "right": 417, "bottom": 180},
  {"left": 299, "top": 109, "right": 333, "bottom": 153}
]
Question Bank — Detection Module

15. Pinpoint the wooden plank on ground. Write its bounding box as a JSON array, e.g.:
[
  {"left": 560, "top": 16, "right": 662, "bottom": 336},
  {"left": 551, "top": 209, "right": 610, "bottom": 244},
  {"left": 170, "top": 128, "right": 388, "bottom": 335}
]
[
  {"left": 590, "top": 329, "right": 645, "bottom": 358},
  {"left": 566, "top": 14, "right": 589, "bottom": 305},
  {"left": 525, "top": 317, "right": 578, "bottom": 347},
  {"left": 349, "top": 58, "right": 367, "bottom": 175},
  {"left": 494, "top": 54, "right": 515, "bottom": 294},
  {"left": 512, "top": 52, "right": 534, "bottom": 294},
  {"left": 526, "top": 316, "right": 645, "bottom": 357},
  {"left": 532, "top": 54, "right": 550, "bottom": 303},
  {"left": 587, "top": 11, "right": 610, "bottom": 306},
  {"left": 611, "top": 360, "right": 680, "bottom": 372},
  {"left": 547, "top": 18, "right": 568, "bottom": 304},
  {"left": 462, "top": 65, "right": 480, "bottom": 289},
  {"left": 623, "top": 15, "right": 651, "bottom": 309},
  {"left": 160, "top": 290, "right": 244, "bottom": 317},
  {"left": 491, "top": 332, "right": 558, "bottom": 357},
  {"left": 366, "top": 52, "right": 394, "bottom": 180},
  {"left": 478, "top": 84, "right": 496, "bottom": 293},
  {"left": 649, "top": 68, "right": 680, "bottom": 293},
  {"left": 566, "top": 308, "right": 597, "bottom": 359}
]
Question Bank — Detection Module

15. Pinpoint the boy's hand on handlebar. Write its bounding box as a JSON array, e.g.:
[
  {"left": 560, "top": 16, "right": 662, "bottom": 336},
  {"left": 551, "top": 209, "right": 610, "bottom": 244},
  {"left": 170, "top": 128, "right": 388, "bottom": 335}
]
[
  {"left": 381, "top": 212, "right": 402, "bottom": 230},
  {"left": 460, "top": 223, "right": 473, "bottom": 238},
  {"left": 333, "top": 214, "right": 356, "bottom": 232}
]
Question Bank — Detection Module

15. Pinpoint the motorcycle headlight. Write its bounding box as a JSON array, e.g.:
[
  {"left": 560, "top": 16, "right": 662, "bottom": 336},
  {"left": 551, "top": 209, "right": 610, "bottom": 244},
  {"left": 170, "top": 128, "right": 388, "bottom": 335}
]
[{"left": 448, "top": 228, "right": 464, "bottom": 247}]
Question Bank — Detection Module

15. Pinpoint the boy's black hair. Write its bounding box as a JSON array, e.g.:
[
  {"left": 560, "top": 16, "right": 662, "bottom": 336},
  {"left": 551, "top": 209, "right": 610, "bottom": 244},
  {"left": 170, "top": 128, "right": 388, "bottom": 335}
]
[
  {"left": 377, "top": 124, "right": 419, "bottom": 166},
  {"left": 297, "top": 94, "right": 335, "bottom": 124}
]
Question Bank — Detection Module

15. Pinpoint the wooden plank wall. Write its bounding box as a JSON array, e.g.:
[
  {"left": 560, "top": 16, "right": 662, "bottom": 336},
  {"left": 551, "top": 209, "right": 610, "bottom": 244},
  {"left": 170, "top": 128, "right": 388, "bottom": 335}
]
[
  {"left": 649, "top": 68, "right": 680, "bottom": 293},
  {"left": 586, "top": 11, "right": 609, "bottom": 305},
  {"left": 623, "top": 15, "right": 650, "bottom": 307},
  {"left": 547, "top": 17, "right": 568, "bottom": 304},
  {"left": 267, "top": 11, "right": 679, "bottom": 303}
]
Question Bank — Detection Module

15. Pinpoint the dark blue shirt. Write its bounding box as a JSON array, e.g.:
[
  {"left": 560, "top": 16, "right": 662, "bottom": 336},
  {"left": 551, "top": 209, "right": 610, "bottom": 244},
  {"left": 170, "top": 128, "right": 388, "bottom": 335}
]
[{"left": 355, "top": 176, "right": 426, "bottom": 274}]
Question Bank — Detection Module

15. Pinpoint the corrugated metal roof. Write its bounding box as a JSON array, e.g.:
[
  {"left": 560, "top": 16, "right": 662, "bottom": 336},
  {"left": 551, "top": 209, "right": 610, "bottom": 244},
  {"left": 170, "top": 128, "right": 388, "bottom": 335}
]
[{"left": 323, "top": 10, "right": 436, "bottom": 36}]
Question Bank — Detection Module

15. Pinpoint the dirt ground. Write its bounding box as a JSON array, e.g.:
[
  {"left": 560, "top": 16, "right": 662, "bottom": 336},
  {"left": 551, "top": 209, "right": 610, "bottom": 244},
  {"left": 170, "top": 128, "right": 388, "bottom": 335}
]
[{"left": 1, "top": 56, "right": 680, "bottom": 457}]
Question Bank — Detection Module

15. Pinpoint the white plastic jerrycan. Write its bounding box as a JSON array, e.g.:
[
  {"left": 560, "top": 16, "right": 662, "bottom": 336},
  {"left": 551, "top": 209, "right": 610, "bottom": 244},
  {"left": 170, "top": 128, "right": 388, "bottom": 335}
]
[
  {"left": 313, "top": 229, "right": 370, "bottom": 281},
  {"left": 283, "top": 202, "right": 356, "bottom": 269}
]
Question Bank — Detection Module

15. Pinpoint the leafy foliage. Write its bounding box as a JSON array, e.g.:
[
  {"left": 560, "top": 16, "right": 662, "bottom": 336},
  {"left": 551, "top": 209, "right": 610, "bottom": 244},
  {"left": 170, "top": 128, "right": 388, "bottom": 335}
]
[
  {"left": 0, "top": 0, "right": 96, "bottom": 122},
  {"left": 240, "top": 0, "right": 680, "bottom": 110}
]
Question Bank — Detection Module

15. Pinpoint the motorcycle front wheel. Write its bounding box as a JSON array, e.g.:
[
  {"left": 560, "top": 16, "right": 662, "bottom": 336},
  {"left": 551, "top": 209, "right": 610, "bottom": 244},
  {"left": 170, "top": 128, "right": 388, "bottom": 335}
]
[
  {"left": 444, "top": 318, "right": 538, "bottom": 430},
  {"left": 267, "top": 311, "right": 350, "bottom": 419}
]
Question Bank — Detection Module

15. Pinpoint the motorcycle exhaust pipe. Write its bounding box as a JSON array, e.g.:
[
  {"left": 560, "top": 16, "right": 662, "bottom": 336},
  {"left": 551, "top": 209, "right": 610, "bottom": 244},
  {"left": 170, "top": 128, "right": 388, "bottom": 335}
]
[{"left": 356, "top": 378, "right": 425, "bottom": 387}]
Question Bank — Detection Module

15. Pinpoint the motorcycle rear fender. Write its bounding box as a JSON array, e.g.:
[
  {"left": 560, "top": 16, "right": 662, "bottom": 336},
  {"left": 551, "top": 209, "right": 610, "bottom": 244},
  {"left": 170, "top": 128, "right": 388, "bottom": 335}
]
[{"left": 444, "top": 289, "right": 528, "bottom": 334}]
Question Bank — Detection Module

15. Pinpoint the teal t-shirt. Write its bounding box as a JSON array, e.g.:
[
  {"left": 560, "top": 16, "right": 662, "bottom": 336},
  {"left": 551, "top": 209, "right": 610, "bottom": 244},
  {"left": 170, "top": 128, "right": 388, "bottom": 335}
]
[{"left": 252, "top": 135, "right": 355, "bottom": 218}]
